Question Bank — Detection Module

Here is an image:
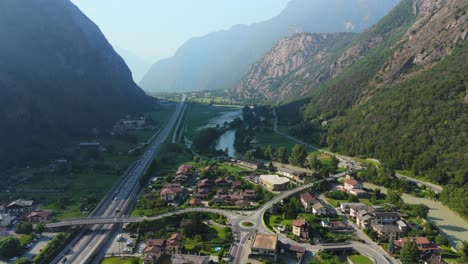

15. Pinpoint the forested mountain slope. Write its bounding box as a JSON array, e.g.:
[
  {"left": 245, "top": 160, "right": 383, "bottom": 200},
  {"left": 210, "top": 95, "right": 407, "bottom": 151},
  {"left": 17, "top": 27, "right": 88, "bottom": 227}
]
[
  {"left": 276, "top": 0, "right": 467, "bottom": 216},
  {"left": 0, "top": 0, "right": 153, "bottom": 168},
  {"left": 140, "top": 0, "right": 399, "bottom": 93}
]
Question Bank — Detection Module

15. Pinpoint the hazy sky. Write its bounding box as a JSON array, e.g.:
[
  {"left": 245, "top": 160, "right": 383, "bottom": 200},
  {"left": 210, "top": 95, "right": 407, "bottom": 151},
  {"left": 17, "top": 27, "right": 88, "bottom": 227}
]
[{"left": 71, "top": 0, "right": 290, "bottom": 60}]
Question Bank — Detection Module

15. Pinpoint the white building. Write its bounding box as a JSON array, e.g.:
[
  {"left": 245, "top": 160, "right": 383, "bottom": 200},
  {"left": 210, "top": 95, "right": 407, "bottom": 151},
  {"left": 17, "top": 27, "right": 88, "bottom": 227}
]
[{"left": 259, "top": 175, "right": 290, "bottom": 191}]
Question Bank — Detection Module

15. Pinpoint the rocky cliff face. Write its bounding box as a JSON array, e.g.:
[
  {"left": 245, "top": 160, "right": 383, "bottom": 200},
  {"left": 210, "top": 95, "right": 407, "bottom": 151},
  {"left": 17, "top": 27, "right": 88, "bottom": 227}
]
[
  {"left": 0, "top": 0, "right": 153, "bottom": 168},
  {"left": 235, "top": 33, "right": 356, "bottom": 102},
  {"left": 377, "top": 0, "right": 467, "bottom": 85}
]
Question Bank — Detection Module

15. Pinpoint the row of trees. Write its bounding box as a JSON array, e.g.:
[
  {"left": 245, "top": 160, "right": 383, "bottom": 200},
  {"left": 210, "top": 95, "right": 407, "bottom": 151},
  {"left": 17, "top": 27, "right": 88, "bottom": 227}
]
[{"left": 245, "top": 144, "right": 340, "bottom": 175}]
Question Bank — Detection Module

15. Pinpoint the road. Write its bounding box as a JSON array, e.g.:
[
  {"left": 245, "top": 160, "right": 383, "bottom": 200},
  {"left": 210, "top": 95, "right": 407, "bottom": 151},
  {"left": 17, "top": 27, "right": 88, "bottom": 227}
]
[
  {"left": 272, "top": 109, "right": 443, "bottom": 193},
  {"left": 51, "top": 96, "right": 187, "bottom": 264},
  {"left": 47, "top": 173, "right": 393, "bottom": 263}
]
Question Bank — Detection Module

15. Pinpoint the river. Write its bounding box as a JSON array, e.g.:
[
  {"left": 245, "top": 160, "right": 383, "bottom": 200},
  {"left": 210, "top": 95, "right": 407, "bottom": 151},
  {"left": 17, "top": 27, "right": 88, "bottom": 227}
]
[
  {"left": 195, "top": 107, "right": 242, "bottom": 158},
  {"left": 363, "top": 182, "right": 468, "bottom": 246}
]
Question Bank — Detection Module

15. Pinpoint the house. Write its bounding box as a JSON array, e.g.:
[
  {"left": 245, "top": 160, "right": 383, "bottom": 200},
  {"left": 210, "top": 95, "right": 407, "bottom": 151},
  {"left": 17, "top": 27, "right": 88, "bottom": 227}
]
[
  {"left": 356, "top": 209, "right": 374, "bottom": 228},
  {"left": 344, "top": 178, "right": 362, "bottom": 191},
  {"left": 312, "top": 202, "right": 334, "bottom": 216},
  {"left": 424, "top": 255, "right": 448, "bottom": 264},
  {"left": 143, "top": 239, "right": 166, "bottom": 264},
  {"left": 396, "top": 220, "right": 408, "bottom": 232},
  {"left": 277, "top": 168, "right": 306, "bottom": 181},
  {"left": 349, "top": 189, "right": 370, "bottom": 198},
  {"left": 215, "top": 177, "right": 229, "bottom": 185},
  {"left": 350, "top": 205, "right": 373, "bottom": 219},
  {"left": 176, "top": 164, "right": 193, "bottom": 176},
  {"left": 171, "top": 254, "right": 210, "bottom": 264},
  {"left": 292, "top": 218, "right": 310, "bottom": 240},
  {"left": 231, "top": 181, "right": 242, "bottom": 189},
  {"left": 189, "top": 199, "right": 202, "bottom": 206},
  {"left": 27, "top": 210, "right": 53, "bottom": 223},
  {"left": 167, "top": 233, "right": 184, "bottom": 254},
  {"left": 394, "top": 237, "right": 440, "bottom": 254},
  {"left": 371, "top": 212, "right": 400, "bottom": 226},
  {"left": 174, "top": 175, "right": 188, "bottom": 184},
  {"left": 193, "top": 190, "right": 209, "bottom": 200},
  {"left": 340, "top": 202, "right": 365, "bottom": 214},
  {"left": 372, "top": 225, "right": 402, "bottom": 241},
  {"left": 241, "top": 190, "right": 256, "bottom": 200},
  {"left": 259, "top": 175, "right": 290, "bottom": 191},
  {"left": 238, "top": 160, "right": 265, "bottom": 170},
  {"left": 300, "top": 192, "right": 316, "bottom": 210},
  {"left": 250, "top": 234, "right": 278, "bottom": 262},
  {"left": 235, "top": 200, "right": 250, "bottom": 207},
  {"left": 79, "top": 142, "right": 100, "bottom": 149},
  {"left": 160, "top": 187, "right": 183, "bottom": 202},
  {"left": 197, "top": 179, "right": 213, "bottom": 188},
  {"left": 48, "top": 159, "right": 71, "bottom": 173},
  {"left": 6, "top": 199, "right": 35, "bottom": 216},
  {"left": 277, "top": 241, "right": 305, "bottom": 260},
  {"left": 328, "top": 221, "right": 350, "bottom": 230},
  {"left": 0, "top": 213, "right": 12, "bottom": 226}
]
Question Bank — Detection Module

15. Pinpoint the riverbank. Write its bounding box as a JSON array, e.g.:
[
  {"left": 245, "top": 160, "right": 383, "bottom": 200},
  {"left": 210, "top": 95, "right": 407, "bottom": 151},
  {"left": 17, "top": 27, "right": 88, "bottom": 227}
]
[{"left": 363, "top": 182, "right": 468, "bottom": 247}]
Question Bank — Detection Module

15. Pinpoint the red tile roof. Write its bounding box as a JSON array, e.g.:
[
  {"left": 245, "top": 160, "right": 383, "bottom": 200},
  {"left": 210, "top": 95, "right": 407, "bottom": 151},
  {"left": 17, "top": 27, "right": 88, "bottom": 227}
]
[
  {"left": 292, "top": 218, "right": 307, "bottom": 227},
  {"left": 344, "top": 179, "right": 359, "bottom": 186}
]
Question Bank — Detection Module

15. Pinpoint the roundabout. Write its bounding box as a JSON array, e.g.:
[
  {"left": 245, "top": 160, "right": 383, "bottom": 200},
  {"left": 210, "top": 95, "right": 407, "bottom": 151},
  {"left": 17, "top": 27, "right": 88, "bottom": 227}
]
[{"left": 240, "top": 221, "right": 255, "bottom": 228}]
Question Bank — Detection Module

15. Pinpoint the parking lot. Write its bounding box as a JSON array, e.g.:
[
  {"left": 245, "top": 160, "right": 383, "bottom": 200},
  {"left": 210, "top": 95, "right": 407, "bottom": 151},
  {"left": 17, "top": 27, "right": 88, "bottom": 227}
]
[{"left": 22, "top": 232, "right": 58, "bottom": 260}]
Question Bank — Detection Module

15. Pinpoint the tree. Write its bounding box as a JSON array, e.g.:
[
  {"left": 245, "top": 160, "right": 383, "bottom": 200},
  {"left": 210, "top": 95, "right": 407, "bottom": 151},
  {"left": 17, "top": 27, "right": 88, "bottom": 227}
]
[
  {"left": 15, "top": 222, "right": 33, "bottom": 234},
  {"left": 307, "top": 154, "right": 322, "bottom": 170},
  {"left": 330, "top": 156, "right": 339, "bottom": 172},
  {"left": 277, "top": 147, "right": 288, "bottom": 163},
  {"left": 289, "top": 144, "right": 307, "bottom": 167},
  {"left": 0, "top": 236, "right": 21, "bottom": 258},
  {"left": 386, "top": 189, "right": 403, "bottom": 207},
  {"left": 460, "top": 240, "right": 468, "bottom": 263},
  {"left": 35, "top": 223, "right": 45, "bottom": 234},
  {"left": 245, "top": 150, "right": 255, "bottom": 161},
  {"left": 16, "top": 259, "right": 34, "bottom": 264},
  {"left": 264, "top": 145, "right": 276, "bottom": 160},
  {"left": 435, "top": 235, "right": 449, "bottom": 247},
  {"left": 400, "top": 239, "right": 420, "bottom": 264}
]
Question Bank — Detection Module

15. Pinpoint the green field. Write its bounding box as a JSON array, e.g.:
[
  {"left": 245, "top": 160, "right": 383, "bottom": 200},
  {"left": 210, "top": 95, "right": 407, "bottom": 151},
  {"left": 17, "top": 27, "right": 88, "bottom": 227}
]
[
  {"left": 265, "top": 214, "right": 292, "bottom": 230},
  {"left": 0, "top": 106, "right": 175, "bottom": 219},
  {"left": 348, "top": 255, "right": 373, "bottom": 264},
  {"left": 101, "top": 257, "right": 140, "bottom": 264}
]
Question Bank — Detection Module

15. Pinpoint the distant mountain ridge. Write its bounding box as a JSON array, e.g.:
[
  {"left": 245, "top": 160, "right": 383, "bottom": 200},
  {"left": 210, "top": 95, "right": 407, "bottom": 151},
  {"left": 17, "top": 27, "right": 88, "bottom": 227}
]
[
  {"left": 0, "top": 0, "right": 153, "bottom": 168},
  {"left": 140, "top": 0, "right": 400, "bottom": 93},
  {"left": 114, "top": 46, "right": 153, "bottom": 83}
]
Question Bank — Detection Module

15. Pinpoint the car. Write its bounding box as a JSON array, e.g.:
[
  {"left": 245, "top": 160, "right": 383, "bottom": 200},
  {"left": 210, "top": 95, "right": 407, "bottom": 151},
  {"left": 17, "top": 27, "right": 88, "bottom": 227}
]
[
  {"left": 115, "top": 208, "right": 121, "bottom": 213},
  {"left": 62, "top": 257, "right": 67, "bottom": 263}
]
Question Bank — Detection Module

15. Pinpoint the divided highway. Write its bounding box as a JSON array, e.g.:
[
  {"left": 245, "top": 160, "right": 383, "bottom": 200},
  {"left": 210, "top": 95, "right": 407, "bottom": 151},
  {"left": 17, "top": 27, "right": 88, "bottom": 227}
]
[{"left": 52, "top": 96, "right": 187, "bottom": 264}]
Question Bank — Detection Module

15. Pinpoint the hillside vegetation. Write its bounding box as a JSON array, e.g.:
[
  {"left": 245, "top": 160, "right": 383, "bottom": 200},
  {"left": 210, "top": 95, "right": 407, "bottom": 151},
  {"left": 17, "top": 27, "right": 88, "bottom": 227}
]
[{"left": 275, "top": 0, "right": 467, "bottom": 216}]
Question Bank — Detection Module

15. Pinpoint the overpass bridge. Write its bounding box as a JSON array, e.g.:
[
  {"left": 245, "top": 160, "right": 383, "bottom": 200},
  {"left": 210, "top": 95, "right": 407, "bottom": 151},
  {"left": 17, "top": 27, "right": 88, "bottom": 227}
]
[{"left": 45, "top": 207, "right": 241, "bottom": 228}]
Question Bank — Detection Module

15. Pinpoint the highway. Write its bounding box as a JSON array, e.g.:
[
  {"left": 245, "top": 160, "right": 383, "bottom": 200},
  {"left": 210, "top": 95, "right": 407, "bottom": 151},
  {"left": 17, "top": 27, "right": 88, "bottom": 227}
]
[{"left": 51, "top": 96, "right": 187, "bottom": 264}]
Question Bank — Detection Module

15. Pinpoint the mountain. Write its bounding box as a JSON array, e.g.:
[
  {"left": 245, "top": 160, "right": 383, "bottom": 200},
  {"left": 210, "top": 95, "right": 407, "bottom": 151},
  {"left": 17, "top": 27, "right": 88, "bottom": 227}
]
[
  {"left": 0, "top": 0, "right": 153, "bottom": 168},
  {"left": 140, "top": 0, "right": 400, "bottom": 93},
  {"left": 114, "top": 46, "right": 153, "bottom": 83},
  {"left": 274, "top": 0, "right": 467, "bottom": 216},
  {"left": 234, "top": 33, "right": 357, "bottom": 103}
]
